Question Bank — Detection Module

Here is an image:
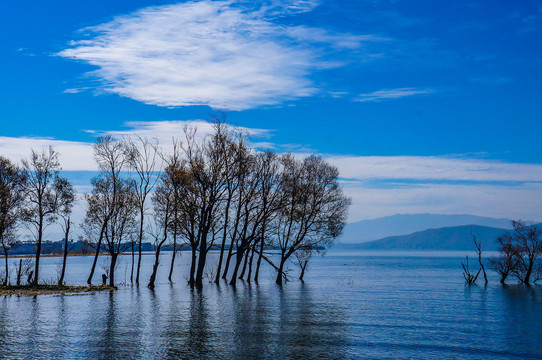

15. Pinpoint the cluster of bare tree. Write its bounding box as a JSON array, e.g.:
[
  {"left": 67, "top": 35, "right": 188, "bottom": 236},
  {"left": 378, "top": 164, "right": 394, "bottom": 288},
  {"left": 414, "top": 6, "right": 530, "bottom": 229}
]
[
  {"left": 0, "top": 120, "right": 350, "bottom": 290},
  {"left": 488, "top": 220, "right": 542, "bottom": 285},
  {"left": 464, "top": 220, "right": 542, "bottom": 286}
]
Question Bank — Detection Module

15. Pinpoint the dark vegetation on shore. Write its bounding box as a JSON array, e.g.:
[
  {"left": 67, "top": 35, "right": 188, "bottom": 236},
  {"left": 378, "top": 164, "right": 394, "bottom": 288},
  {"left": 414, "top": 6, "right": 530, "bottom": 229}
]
[{"left": 0, "top": 284, "right": 115, "bottom": 296}]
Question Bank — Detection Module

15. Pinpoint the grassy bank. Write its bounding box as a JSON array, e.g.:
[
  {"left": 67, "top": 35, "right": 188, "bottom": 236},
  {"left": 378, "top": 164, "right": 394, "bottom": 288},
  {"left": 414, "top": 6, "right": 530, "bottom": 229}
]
[{"left": 0, "top": 284, "right": 116, "bottom": 296}]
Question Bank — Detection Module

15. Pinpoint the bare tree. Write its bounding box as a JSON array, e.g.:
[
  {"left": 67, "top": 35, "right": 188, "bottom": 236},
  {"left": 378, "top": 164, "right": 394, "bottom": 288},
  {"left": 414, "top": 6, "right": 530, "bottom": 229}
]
[
  {"left": 0, "top": 157, "right": 26, "bottom": 285},
  {"left": 252, "top": 151, "right": 281, "bottom": 283},
  {"left": 472, "top": 233, "right": 488, "bottom": 286},
  {"left": 21, "top": 147, "right": 64, "bottom": 285},
  {"left": 272, "top": 155, "right": 350, "bottom": 285},
  {"left": 56, "top": 177, "right": 75, "bottom": 285},
  {"left": 100, "top": 179, "right": 138, "bottom": 287},
  {"left": 86, "top": 136, "right": 127, "bottom": 285},
  {"left": 489, "top": 236, "right": 519, "bottom": 284},
  {"left": 161, "top": 140, "right": 183, "bottom": 282},
  {"left": 147, "top": 173, "right": 173, "bottom": 290},
  {"left": 462, "top": 256, "right": 480, "bottom": 284},
  {"left": 506, "top": 220, "right": 542, "bottom": 285},
  {"left": 124, "top": 136, "right": 159, "bottom": 285}
]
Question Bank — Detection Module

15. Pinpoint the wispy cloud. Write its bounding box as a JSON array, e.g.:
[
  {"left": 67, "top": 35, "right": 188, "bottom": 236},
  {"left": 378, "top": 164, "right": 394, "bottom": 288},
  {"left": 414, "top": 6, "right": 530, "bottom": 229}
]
[
  {"left": 343, "top": 181, "right": 542, "bottom": 222},
  {"left": 327, "top": 155, "right": 542, "bottom": 182},
  {"left": 0, "top": 136, "right": 95, "bottom": 171},
  {"left": 58, "top": 0, "right": 377, "bottom": 110},
  {"left": 355, "top": 87, "right": 434, "bottom": 102}
]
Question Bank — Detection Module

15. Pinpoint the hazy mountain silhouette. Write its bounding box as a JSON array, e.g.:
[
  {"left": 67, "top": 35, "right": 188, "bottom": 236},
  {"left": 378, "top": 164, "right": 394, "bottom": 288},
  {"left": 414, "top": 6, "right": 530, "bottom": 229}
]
[
  {"left": 341, "top": 214, "right": 512, "bottom": 243},
  {"left": 351, "top": 224, "right": 508, "bottom": 251}
]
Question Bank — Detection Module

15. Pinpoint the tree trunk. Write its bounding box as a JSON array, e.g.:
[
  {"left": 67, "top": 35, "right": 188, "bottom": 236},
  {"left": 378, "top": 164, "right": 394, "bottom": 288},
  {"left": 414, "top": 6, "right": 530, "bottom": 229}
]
[
  {"left": 254, "top": 237, "right": 264, "bottom": 283},
  {"left": 4, "top": 251, "right": 8, "bottom": 286},
  {"left": 189, "top": 246, "right": 197, "bottom": 287},
  {"left": 215, "top": 198, "right": 230, "bottom": 283},
  {"left": 88, "top": 221, "right": 107, "bottom": 285},
  {"left": 276, "top": 256, "right": 286, "bottom": 286},
  {"left": 299, "top": 260, "right": 308, "bottom": 281},
  {"left": 135, "top": 211, "right": 144, "bottom": 285},
  {"left": 168, "top": 225, "right": 177, "bottom": 282},
  {"left": 33, "top": 215, "right": 44, "bottom": 285},
  {"left": 222, "top": 239, "right": 235, "bottom": 279},
  {"left": 239, "top": 248, "right": 249, "bottom": 279},
  {"left": 195, "top": 245, "right": 207, "bottom": 290},
  {"left": 229, "top": 247, "right": 244, "bottom": 286},
  {"left": 524, "top": 259, "right": 534, "bottom": 285},
  {"left": 16, "top": 259, "right": 22, "bottom": 286},
  {"left": 246, "top": 246, "right": 255, "bottom": 282},
  {"left": 130, "top": 240, "right": 135, "bottom": 284},
  {"left": 148, "top": 247, "right": 161, "bottom": 290},
  {"left": 109, "top": 253, "right": 118, "bottom": 287},
  {"left": 59, "top": 221, "right": 70, "bottom": 286}
]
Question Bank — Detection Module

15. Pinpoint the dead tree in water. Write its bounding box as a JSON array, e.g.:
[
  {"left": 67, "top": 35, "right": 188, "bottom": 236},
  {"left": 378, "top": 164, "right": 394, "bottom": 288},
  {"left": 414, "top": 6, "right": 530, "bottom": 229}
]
[
  {"left": 147, "top": 173, "right": 173, "bottom": 290},
  {"left": 100, "top": 180, "right": 138, "bottom": 287},
  {"left": 124, "top": 136, "right": 159, "bottom": 285},
  {"left": 56, "top": 178, "right": 75, "bottom": 286},
  {"left": 0, "top": 157, "right": 25, "bottom": 285},
  {"left": 462, "top": 256, "right": 481, "bottom": 284},
  {"left": 472, "top": 233, "right": 488, "bottom": 286},
  {"left": 489, "top": 236, "right": 518, "bottom": 284},
  {"left": 508, "top": 220, "right": 542, "bottom": 285},
  {"left": 86, "top": 136, "right": 127, "bottom": 285},
  {"left": 21, "top": 147, "right": 67, "bottom": 285},
  {"left": 272, "top": 155, "right": 350, "bottom": 285}
]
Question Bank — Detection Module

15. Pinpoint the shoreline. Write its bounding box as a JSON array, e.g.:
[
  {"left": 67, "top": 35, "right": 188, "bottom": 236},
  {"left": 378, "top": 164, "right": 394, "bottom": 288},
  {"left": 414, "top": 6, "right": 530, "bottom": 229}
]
[{"left": 0, "top": 284, "right": 116, "bottom": 296}]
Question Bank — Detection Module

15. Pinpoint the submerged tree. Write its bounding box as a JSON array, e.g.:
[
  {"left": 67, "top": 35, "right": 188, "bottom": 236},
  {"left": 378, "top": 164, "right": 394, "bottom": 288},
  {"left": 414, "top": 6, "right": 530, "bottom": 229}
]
[
  {"left": 489, "top": 235, "right": 519, "bottom": 284},
  {"left": 124, "top": 136, "right": 159, "bottom": 285},
  {"left": 86, "top": 136, "right": 127, "bottom": 285},
  {"left": 147, "top": 174, "right": 173, "bottom": 290},
  {"left": 56, "top": 177, "right": 75, "bottom": 286},
  {"left": 462, "top": 256, "right": 480, "bottom": 285},
  {"left": 472, "top": 233, "right": 488, "bottom": 286},
  {"left": 101, "top": 179, "right": 138, "bottom": 287},
  {"left": 21, "top": 147, "right": 66, "bottom": 285},
  {"left": 0, "top": 157, "right": 26, "bottom": 285},
  {"left": 507, "top": 220, "right": 542, "bottom": 285},
  {"left": 272, "top": 155, "right": 350, "bottom": 285}
]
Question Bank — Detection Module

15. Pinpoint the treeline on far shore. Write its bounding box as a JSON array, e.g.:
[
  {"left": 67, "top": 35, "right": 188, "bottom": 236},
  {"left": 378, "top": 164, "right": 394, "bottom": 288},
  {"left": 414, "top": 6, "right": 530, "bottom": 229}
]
[
  {"left": 1, "top": 239, "right": 292, "bottom": 256},
  {"left": 0, "top": 117, "right": 350, "bottom": 290}
]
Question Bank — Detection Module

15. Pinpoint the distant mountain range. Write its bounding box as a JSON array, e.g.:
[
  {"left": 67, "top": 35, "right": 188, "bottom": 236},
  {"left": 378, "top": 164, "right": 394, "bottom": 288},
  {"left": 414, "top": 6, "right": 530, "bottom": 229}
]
[
  {"left": 340, "top": 214, "right": 513, "bottom": 243},
  {"left": 352, "top": 224, "right": 508, "bottom": 251}
]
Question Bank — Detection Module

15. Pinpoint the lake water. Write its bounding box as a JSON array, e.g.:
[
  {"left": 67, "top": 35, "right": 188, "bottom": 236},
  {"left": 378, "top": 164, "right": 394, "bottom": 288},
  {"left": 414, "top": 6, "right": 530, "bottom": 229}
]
[{"left": 1, "top": 248, "right": 541, "bottom": 359}]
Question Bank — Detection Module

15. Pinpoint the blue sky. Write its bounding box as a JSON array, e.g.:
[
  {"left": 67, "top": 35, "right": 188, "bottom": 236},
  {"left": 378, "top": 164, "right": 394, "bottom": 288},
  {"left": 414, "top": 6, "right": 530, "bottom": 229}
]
[{"left": 1, "top": 0, "right": 542, "bottom": 225}]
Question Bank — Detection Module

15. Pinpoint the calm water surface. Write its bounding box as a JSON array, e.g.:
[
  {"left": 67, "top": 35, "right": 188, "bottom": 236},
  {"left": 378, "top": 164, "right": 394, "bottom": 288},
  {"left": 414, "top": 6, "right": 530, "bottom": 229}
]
[{"left": 0, "top": 248, "right": 541, "bottom": 359}]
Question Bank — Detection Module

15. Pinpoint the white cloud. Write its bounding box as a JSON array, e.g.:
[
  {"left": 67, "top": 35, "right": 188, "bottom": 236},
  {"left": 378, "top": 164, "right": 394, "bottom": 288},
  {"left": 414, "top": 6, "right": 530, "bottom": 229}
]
[
  {"left": 355, "top": 87, "right": 434, "bottom": 102},
  {"left": 0, "top": 136, "right": 96, "bottom": 171},
  {"left": 327, "top": 155, "right": 542, "bottom": 182},
  {"left": 0, "top": 120, "right": 272, "bottom": 171},
  {"left": 344, "top": 182, "right": 542, "bottom": 223},
  {"left": 58, "top": 1, "right": 374, "bottom": 110}
]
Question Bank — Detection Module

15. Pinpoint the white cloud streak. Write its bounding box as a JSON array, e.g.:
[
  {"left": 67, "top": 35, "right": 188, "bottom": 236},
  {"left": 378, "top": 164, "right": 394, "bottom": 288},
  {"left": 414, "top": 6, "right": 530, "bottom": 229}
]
[
  {"left": 344, "top": 182, "right": 542, "bottom": 222},
  {"left": 355, "top": 87, "right": 433, "bottom": 102},
  {"left": 58, "top": 0, "right": 375, "bottom": 110},
  {"left": 328, "top": 155, "right": 542, "bottom": 182}
]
